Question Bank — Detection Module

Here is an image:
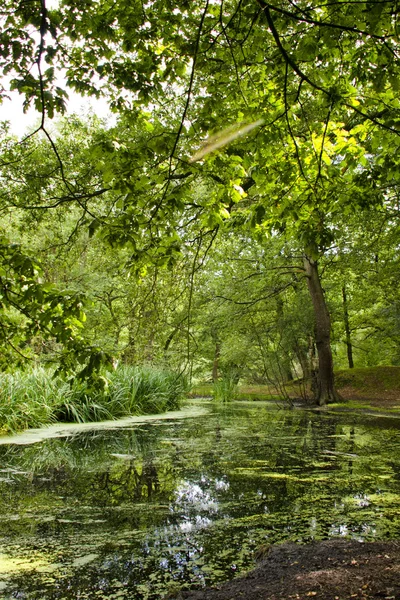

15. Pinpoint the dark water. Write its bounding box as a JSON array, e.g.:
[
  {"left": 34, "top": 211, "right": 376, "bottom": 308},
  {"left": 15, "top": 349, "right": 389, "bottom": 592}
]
[{"left": 1, "top": 401, "right": 400, "bottom": 599}]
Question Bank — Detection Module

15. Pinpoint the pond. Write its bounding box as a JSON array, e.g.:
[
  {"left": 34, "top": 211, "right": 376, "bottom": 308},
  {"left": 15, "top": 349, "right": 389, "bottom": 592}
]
[{"left": 1, "top": 400, "right": 400, "bottom": 599}]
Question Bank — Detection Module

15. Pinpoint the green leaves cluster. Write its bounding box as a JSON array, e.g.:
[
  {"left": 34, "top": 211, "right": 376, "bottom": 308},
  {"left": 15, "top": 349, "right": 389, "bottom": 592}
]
[
  {"left": 0, "top": 230, "right": 110, "bottom": 377},
  {"left": 1, "top": 0, "right": 400, "bottom": 389}
]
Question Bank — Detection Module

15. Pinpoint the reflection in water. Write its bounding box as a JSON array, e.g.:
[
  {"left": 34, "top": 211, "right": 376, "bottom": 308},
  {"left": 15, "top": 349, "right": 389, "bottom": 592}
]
[{"left": 0, "top": 402, "right": 400, "bottom": 598}]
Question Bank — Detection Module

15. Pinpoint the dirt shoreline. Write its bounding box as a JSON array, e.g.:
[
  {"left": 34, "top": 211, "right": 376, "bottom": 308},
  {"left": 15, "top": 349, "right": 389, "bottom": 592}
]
[{"left": 178, "top": 539, "right": 400, "bottom": 600}]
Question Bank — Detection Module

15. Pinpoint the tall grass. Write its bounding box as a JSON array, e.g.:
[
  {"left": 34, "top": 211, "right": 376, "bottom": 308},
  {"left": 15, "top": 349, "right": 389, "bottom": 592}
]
[
  {"left": 0, "top": 365, "right": 189, "bottom": 434},
  {"left": 106, "top": 365, "right": 188, "bottom": 415},
  {"left": 212, "top": 376, "right": 238, "bottom": 402}
]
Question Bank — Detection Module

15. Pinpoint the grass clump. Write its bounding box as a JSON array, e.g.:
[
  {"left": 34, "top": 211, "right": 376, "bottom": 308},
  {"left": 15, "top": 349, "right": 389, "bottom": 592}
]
[
  {"left": 0, "top": 369, "right": 59, "bottom": 433},
  {"left": 0, "top": 365, "right": 189, "bottom": 434},
  {"left": 212, "top": 376, "right": 238, "bottom": 402},
  {"left": 97, "top": 365, "right": 188, "bottom": 418}
]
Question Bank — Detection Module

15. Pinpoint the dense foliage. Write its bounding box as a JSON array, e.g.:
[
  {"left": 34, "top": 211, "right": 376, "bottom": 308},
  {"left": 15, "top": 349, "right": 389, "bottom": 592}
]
[
  {"left": 1, "top": 0, "right": 400, "bottom": 404},
  {"left": 0, "top": 365, "right": 188, "bottom": 433}
]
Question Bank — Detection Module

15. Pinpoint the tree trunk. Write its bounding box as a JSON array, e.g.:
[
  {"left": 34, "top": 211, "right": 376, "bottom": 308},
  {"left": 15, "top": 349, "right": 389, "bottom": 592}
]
[
  {"left": 212, "top": 341, "right": 221, "bottom": 382},
  {"left": 303, "top": 254, "right": 341, "bottom": 405},
  {"left": 276, "top": 296, "right": 293, "bottom": 382},
  {"left": 342, "top": 285, "right": 354, "bottom": 369},
  {"left": 210, "top": 327, "right": 221, "bottom": 382},
  {"left": 122, "top": 322, "right": 136, "bottom": 364}
]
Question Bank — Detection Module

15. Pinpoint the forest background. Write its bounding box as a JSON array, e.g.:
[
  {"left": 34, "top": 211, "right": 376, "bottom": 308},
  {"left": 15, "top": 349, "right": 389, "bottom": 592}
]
[{"left": 1, "top": 0, "right": 400, "bottom": 417}]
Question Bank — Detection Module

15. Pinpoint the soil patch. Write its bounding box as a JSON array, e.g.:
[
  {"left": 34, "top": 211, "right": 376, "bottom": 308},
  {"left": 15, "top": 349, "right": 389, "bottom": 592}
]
[
  {"left": 179, "top": 539, "right": 400, "bottom": 600},
  {"left": 337, "top": 386, "right": 400, "bottom": 408},
  {"left": 333, "top": 367, "right": 400, "bottom": 409},
  {"left": 338, "top": 385, "right": 400, "bottom": 409}
]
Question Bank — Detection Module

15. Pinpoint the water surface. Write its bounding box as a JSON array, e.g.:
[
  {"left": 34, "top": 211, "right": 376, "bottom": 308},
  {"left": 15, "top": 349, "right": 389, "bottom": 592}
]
[{"left": 1, "top": 401, "right": 400, "bottom": 598}]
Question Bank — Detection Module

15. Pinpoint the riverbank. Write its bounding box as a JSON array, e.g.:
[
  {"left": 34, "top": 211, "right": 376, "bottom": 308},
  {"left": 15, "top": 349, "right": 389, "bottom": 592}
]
[
  {"left": 335, "top": 366, "right": 400, "bottom": 408},
  {"left": 191, "top": 366, "right": 400, "bottom": 412},
  {"left": 0, "top": 365, "right": 188, "bottom": 434},
  {"left": 179, "top": 539, "right": 400, "bottom": 600},
  {"left": 0, "top": 403, "right": 209, "bottom": 445}
]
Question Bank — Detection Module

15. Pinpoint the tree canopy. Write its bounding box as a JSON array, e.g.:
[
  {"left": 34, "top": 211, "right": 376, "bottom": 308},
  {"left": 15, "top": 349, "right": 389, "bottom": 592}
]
[{"left": 1, "top": 0, "right": 400, "bottom": 402}]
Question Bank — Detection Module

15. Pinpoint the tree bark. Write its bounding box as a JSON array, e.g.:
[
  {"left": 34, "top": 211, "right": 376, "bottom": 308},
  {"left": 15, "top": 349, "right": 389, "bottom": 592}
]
[
  {"left": 276, "top": 296, "right": 293, "bottom": 382},
  {"left": 211, "top": 327, "right": 221, "bottom": 382},
  {"left": 342, "top": 285, "right": 354, "bottom": 369},
  {"left": 303, "top": 254, "right": 341, "bottom": 405},
  {"left": 122, "top": 324, "right": 136, "bottom": 364},
  {"left": 212, "top": 341, "right": 221, "bottom": 382}
]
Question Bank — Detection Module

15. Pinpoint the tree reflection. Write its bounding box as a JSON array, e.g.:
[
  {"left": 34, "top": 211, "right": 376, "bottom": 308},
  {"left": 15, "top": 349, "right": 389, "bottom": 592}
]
[{"left": 0, "top": 405, "right": 399, "bottom": 598}]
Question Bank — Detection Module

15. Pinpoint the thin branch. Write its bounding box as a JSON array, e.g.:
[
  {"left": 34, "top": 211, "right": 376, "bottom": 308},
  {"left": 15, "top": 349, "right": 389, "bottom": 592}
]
[
  {"left": 214, "top": 281, "right": 294, "bottom": 305},
  {"left": 284, "top": 62, "right": 312, "bottom": 186},
  {"left": 344, "top": 102, "right": 400, "bottom": 136},
  {"left": 12, "top": 188, "right": 110, "bottom": 210},
  {"left": 186, "top": 236, "right": 202, "bottom": 375},
  {"left": 0, "top": 323, "right": 33, "bottom": 361},
  {"left": 267, "top": 1, "right": 392, "bottom": 40},
  {"left": 37, "top": 0, "right": 48, "bottom": 130},
  {"left": 316, "top": 101, "right": 333, "bottom": 186},
  {"left": 170, "top": 0, "right": 210, "bottom": 161},
  {"left": 257, "top": 0, "right": 327, "bottom": 94}
]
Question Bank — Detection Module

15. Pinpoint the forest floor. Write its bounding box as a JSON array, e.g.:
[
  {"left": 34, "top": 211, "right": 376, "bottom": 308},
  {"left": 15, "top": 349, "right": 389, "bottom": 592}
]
[
  {"left": 191, "top": 366, "right": 400, "bottom": 411},
  {"left": 178, "top": 539, "right": 400, "bottom": 600},
  {"left": 333, "top": 366, "right": 400, "bottom": 409}
]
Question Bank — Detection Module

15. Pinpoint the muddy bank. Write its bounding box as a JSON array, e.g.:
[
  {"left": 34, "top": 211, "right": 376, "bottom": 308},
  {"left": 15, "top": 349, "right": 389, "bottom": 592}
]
[{"left": 179, "top": 539, "right": 400, "bottom": 600}]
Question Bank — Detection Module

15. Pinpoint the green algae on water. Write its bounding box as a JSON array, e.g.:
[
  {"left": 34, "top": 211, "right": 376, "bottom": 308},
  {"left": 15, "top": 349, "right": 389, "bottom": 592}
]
[
  {"left": 0, "top": 404, "right": 209, "bottom": 446},
  {"left": 0, "top": 402, "right": 400, "bottom": 598}
]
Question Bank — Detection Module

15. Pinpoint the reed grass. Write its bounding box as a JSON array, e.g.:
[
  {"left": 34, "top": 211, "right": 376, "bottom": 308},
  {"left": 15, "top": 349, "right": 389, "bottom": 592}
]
[
  {"left": 0, "top": 365, "right": 189, "bottom": 433},
  {"left": 212, "top": 376, "right": 238, "bottom": 402}
]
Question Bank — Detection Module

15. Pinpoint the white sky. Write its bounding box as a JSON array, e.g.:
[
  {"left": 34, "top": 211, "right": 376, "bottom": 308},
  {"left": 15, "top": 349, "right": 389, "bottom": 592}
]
[
  {"left": 0, "top": 89, "right": 115, "bottom": 137},
  {"left": 0, "top": 0, "right": 113, "bottom": 137}
]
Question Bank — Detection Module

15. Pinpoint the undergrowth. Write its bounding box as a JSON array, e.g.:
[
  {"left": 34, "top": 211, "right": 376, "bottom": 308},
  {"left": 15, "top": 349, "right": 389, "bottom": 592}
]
[{"left": 0, "top": 365, "right": 189, "bottom": 434}]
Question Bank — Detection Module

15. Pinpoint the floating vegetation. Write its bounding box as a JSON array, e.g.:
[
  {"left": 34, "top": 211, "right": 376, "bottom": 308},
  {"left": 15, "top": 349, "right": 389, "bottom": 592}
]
[
  {"left": 0, "top": 404, "right": 209, "bottom": 446},
  {"left": 0, "top": 403, "right": 399, "bottom": 598}
]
